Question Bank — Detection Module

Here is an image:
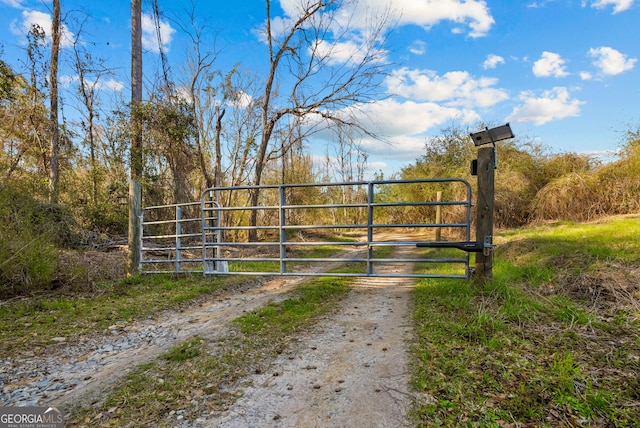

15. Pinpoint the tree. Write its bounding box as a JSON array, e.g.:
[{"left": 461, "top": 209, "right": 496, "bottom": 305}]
[
  {"left": 49, "top": 0, "right": 61, "bottom": 204},
  {"left": 140, "top": 93, "right": 198, "bottom": 204},
  {"left": 248, "top": 0, "right": 391, "bottom": 239},
  {"left": 178, "top": 8, "right": 219, "bottom": 189},
  {"left": 130, "top": 0, "right": 143, "bottom": 180},
  {"left": 0, "top": 26, "right": 50, "bottom": 191},
  {"left": 0, "top": 59, "right": 46, "bottom": 182},
  {"left": 69, "top": 17, "right": 112, "bottom": 207}
]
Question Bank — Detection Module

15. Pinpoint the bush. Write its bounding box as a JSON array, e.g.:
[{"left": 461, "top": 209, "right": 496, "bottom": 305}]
[
  {"left": 532, "top": 155, "right": 640, "bottom": 222},
  {"left": 0, "top": 186, "right": 61, "bottom": 297}
]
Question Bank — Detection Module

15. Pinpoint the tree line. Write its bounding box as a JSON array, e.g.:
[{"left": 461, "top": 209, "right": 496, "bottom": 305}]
[
  {"left": 2, "top": 1, "right": 639, "bottom": 296},
  {"left": 393, "top": 125, "right": 640, "bottom": 229},
  {"left": 1, "top": 0, "right": 387, "bottom": 235}
]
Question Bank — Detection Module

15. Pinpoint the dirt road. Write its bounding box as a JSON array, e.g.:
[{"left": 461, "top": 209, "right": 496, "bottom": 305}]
[
  {"left": 2, "top": 247, "right": 416, "bottom": 427},
  {"left": 206, "top": 274, "right": 414, "bottom": 427}
]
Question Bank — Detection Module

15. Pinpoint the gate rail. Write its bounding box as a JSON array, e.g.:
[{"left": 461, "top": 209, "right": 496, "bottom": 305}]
[
  {"left": 139, "top": 178, "right": 478, "bottom": 279},
  {"left": 202, "top": 178, "right": 475, "bottom": 279},
  {"left": 140, "top": 199, "right": 222, "bottom": 274}
]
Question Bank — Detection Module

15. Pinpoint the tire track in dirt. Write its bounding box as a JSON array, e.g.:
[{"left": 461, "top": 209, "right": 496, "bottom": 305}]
[
  {"left": 201, "top": 247, "right": 415, "bottom": 428},
  {"left": 48, "top": 274, "right": 324, "bottom": 408}
]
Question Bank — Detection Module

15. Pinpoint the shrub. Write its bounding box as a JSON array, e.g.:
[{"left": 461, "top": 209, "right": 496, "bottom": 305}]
[
  {"left": 0, "top": 186, "right": 60, "bottom": 297},
  {"left": 532, "top": 155, "right": 640, "bottom": 222}
]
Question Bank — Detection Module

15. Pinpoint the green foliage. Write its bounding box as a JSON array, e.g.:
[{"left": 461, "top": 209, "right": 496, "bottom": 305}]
[
  {"left": 532, "top": 151, "right": 640, "bottom": 222},
  {"left": 0, "top": 58, "right": 18, "bottom": 101},
  {"left": 399, "top": 123, "right": 618, "bottom": 227}
]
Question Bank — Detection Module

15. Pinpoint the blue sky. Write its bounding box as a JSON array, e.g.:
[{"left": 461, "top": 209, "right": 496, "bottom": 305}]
[{"left": 1, "top": 0, "right": 638, "bottom": 177}]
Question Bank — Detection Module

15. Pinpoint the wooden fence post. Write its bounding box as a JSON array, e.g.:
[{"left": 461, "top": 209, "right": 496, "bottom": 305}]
[
  {"left": 435, "top": 191, "right": 442, "bottom": 241},
  {"left": 474, "top": 146, "right": 495, "bottom": 283},
  {"left": 127, "top": 179, "right": 142, "bottom": 276}
]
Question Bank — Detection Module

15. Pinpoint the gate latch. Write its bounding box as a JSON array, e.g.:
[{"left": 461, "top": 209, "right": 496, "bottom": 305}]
[
  {"left": 416, "top": 238, "right": 496, "bottom": 254},
  {"left": 483, "top": 235, "right": 495, "bottom": 256}
]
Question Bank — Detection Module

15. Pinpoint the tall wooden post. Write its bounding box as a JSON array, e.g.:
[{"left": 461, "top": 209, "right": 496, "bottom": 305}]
[
  {"left": 128, "top": 0, "right": 143, "bottom": 277},
  {"left": 474, "top": 146, "right": 495, "bottom": 283},
  {"left": 435, "top": 191, "right": 443, "bottom": 241},
  {"left": 127, "top": 180, "right": 142, "bottom": 276}
]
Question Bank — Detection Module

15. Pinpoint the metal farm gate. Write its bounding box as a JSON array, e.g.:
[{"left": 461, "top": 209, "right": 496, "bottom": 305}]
[{"left": 140, "top": 178, "right": 486, "bottom": 280}]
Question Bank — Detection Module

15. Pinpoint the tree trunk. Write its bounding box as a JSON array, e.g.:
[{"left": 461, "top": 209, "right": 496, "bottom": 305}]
[
  {"left": 130, "top": 0, "right": 143, "bottom": 180},
  {"left": 48, "top": 0, "right": 60, "bottom": 204},
  {"left": 213, "top": 106, "right": 225, "bottom": 187}
]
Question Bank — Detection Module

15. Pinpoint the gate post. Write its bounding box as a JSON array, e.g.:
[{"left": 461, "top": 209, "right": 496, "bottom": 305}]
[
  {"left": 474, "top": 146, "right": 495, "bottom": 283},
  {"left": 175, "top": 205, "right": 182, "bottom": 273},
  {"left": 127, "top": 179, "right": 142, "bottom": 276}
]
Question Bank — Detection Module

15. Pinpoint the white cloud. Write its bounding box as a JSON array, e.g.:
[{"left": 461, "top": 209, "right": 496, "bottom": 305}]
[
  {"left": 533, "top": 52, "right": 569, "bottom": 78},
  {"left": 385, "top": 67, "right": 509, "bottom": 108},
  {"left": 580, "top": 71, "right": 593, "bottom": 80},
  {"left": 302, "top": 0, "right": 494, "bottom": 37},
  {"left": 231, "top": 90, "right": 254, "bottom": 109},
  {"left": 59, "top": 75, "right": 79, "bottom": 88},
  {"left": 141, "top": 13, "right": 176, "bottom": 53},
  {"left": 358, "top": 134, "right": 427, "bottom": 161},
  {"left": 267, "top": 0, "right": 494, "bottom": 66},
  {"left": 385, "top": 0, "right": 495, "bottom": 38},
  {"left": 506, "top": 87, "right": 584, "bottom": 125},
  {"left": 101, "top": 79, "right": 125, "bottom": 92},
  {"left": 482, "top": 54, "right": 505, "bottom": 69},
  {"left": 10, "top": 9, "right": 74, "bottom": 48},
  {"left": 305, "top": 97, "right": 480, "bottom": 161},
  {"left": 586, "top": 0, "right": 634, "bottom": 13},
  {"left": 355, "top": 98, "right": 480, "bottom": 136},
  {"left": 59, "top": 75, "right": 125, "bottom": 92},
  {"left": 1, "top": 0, "right": 24, "bottom": 7},
  {"left": 408, "top": 40, "right": 426, "bottom": 55},
  {"left": 333, "top": 99, "right": 481, "bottom": 163},
  {"left": 312, "top": 39, "right": 388, "bottom": 66},
  {"left": 588, "top": 46, "right": 637, "bottom": 76}
]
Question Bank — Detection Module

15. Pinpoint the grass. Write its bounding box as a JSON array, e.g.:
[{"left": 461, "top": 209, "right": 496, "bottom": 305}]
[
  {"left": 0, "top": 274, "right": 239, "bottom": 356},
  {"left": 410, "top": 216, "right": 640, "bottom": 426},
  {"left": 67, "top": 274, "right": 353, "bottom": 427}
]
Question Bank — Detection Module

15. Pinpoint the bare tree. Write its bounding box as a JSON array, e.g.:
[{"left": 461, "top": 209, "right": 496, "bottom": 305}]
[
  {"left": 248, "top": 0, "right": 391, "bottom": 239},
  {"left": 176, "top": 7, "right": 221, "bottom": 190},
  {"left": 69, "top": 16, "right": 113, "bottom": 206}
]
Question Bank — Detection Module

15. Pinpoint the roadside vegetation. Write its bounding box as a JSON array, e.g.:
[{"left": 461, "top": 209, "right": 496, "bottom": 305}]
[
  {"left": 411, "top": 216, "right": 640, "bottom": 426},
  {"left": 1, "top": 211, "right": 638, "bottom": 426}
]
